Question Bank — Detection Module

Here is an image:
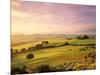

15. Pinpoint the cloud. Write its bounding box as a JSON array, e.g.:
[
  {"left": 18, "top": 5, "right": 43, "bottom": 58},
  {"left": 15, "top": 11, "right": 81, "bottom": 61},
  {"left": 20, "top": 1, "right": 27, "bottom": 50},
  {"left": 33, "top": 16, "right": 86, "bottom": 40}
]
[{"left": 11, "top": 1, "right": 96, "bottom": 34}]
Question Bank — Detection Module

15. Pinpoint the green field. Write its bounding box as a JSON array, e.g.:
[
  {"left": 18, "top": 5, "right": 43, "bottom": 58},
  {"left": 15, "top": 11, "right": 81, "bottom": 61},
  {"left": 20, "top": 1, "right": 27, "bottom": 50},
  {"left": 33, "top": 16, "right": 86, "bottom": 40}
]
[{"left": 11, "top": 34, "right": 96, "bottom": 74}]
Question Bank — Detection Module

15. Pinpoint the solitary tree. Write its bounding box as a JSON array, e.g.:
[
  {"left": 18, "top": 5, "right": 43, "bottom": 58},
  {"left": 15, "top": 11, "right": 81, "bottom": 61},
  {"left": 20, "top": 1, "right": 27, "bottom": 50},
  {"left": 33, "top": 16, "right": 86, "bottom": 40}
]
[{"left": 26, "top": 54, "right": 34, "bottom": 59}]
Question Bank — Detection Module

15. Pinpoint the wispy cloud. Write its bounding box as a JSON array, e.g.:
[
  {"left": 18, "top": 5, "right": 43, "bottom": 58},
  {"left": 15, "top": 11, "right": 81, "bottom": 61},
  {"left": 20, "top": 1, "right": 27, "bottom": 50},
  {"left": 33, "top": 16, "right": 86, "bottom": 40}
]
[{"left": 11, "top": 1, "right": 96, "bottom": 34}]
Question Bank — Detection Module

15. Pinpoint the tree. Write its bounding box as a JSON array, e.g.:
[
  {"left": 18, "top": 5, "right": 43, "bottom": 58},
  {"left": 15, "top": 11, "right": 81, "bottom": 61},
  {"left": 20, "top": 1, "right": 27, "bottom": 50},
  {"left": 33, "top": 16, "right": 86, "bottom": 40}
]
[
  {"left": 28, "top": 47, "right": 35, "bottom": 50},
  {"left": 35, "top": 44, "right": 42, "bottom": 49},
  {"left": 82, "top": 35, "right": 89, "bottom": 39},
  {"left": 76, "top": 35, "right": 89, "bottom": 39},
  {"left": 11, "top": 48, "right": 14, "bottom": 58},
  {"left": 11, "top": 48, "right": 13, "bottom": 54},
  {"left": 20, "top": 48, "right": 26, "bottom": 52},
  {"left": 64, "top": 42, "right": 69, "bottom": 45},
  {"left": 42, "top": 41, "right": 49, "bottom": 45},
  {"left": 26, "top": 54, "right": 34, "bottom": 59}
]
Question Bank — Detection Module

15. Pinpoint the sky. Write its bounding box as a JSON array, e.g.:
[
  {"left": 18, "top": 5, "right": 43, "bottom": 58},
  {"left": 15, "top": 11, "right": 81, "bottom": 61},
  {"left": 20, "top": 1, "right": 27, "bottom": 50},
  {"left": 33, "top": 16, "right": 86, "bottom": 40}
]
[{"left": 11, "top": 0, "right": 96, "bottom": 35}]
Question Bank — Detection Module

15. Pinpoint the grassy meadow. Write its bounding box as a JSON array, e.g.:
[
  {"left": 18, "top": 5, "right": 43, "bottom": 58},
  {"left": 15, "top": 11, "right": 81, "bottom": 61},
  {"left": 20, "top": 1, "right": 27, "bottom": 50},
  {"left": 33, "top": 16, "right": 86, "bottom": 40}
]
[{"left": 11, "top": 34, "right": 96, "bottom": 74}]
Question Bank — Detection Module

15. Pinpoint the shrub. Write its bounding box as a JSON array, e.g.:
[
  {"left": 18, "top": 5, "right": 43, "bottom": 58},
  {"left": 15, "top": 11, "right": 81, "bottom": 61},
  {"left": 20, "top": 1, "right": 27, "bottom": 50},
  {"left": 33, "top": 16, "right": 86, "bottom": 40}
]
[
  {"left": 74, "top": 64, "right": 87, "bottom": 70},
  {"left": 35, "top": 44, "right": 42, "bottom": 49},
  {"left": 79, "top": 48, "right": 85, "bottom": 51},
  {"left": 56, "top": 65, "right": 65, "bottom": 71},
  {"left": 91, "top": 46, "right": 96, "bottom": 49},
  {"left": 82, "top": 48, "right": 85, "bottom": 51},
  {"left": 61, "top": 42, "right": 69, "bottom": 46},
  {"left": 11, "top": 48, "right": 14, "bottom": 58},
  {"left": 64, "top": 42, "right": 69, "bottom": 45},
  {"left": 28, "top": 47, "right": 35, "bottom": 50},
  {"left": 85, "top": 47, "right": 88, "bottom": 49},
  {"left": 87, "top": 63, "right": 96, "bottom": 69},
  {"left": 11, "top": 67, "right": 21, "bottom": 74},
  {"left": 37, "top": 64, "right": 50, "bottom": 73},
  {"left": 11, "top": 65, "right": 29, "bottom": 74},
  {"left": 88, "top": 52, "right": 96, "bottom": 63},
  {"left": 11, "top": 48, "right": 13, "bottom": 53},
  {"left": 26, "top": 54, "right": 34, "bottom": 59},
  {"left": 67, "top": 68, "right": 73, "bottom": 71},
  {"left": 42, "top": 41, "right": 49, "bottom": 45},
  {"left": 20, "top": 48, "right": 26, "bottom": 52},
  {"left": 83, "top": 52, "right": 96, "bottom": 64}
]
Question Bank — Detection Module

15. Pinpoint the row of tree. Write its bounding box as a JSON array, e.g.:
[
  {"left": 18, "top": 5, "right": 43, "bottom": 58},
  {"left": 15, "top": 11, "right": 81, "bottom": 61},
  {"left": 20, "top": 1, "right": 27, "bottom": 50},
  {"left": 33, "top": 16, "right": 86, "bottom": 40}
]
[
  {"left": 76, "top": 35, "right": 89, "bottom": 39},
  {"left": 11, "top": 41, "right": 49, "bottom": 54},
  {"left": 11, "top": 41, "right": 70, "bottom": 54}
]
